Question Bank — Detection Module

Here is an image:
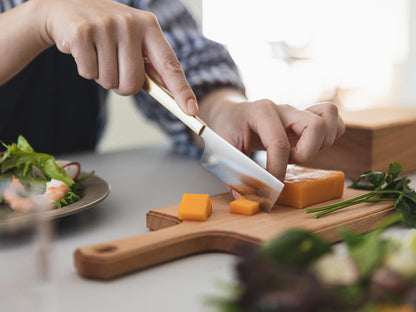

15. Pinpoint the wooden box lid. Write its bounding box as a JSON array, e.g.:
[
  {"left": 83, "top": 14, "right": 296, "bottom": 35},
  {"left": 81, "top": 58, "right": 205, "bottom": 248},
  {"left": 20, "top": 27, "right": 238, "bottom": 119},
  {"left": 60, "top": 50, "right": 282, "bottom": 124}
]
[
  {"left": 341, "top": 107, "right": 416, "bottom": 129},
  {"left": 309, "top": 107, "right": 416, "bottom": 177}
]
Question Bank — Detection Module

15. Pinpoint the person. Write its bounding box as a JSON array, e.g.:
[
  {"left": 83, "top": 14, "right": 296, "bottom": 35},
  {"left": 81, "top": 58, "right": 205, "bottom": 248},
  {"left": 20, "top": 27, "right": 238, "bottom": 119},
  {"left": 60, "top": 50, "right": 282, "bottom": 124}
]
[{"left": 0, "top": 0, "right": 344, "bottom": 184}]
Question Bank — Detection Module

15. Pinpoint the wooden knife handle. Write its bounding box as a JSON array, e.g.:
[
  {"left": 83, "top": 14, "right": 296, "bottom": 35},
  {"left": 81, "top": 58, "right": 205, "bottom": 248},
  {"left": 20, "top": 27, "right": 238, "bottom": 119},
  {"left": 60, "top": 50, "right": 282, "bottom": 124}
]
[
  {"left": 74, "top": 223, "right": 256, "bottom": 280},
  {"left": 143, "top": 74, "right": 206, "bottom": 135}
]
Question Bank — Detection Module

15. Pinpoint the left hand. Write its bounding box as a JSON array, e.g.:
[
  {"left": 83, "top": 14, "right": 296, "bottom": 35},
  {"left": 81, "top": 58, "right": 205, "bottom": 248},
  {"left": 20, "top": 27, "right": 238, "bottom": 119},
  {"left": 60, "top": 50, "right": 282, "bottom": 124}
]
[{"left": 197, "top": 88, "right": 345, "bottom": 183}]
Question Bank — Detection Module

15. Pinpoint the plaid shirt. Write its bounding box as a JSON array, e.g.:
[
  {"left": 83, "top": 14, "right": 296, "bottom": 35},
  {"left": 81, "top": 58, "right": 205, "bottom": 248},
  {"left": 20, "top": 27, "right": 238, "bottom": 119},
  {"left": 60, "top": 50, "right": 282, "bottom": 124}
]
[{"left": 0, "top": 0, "right": 245, "bottom": 156}]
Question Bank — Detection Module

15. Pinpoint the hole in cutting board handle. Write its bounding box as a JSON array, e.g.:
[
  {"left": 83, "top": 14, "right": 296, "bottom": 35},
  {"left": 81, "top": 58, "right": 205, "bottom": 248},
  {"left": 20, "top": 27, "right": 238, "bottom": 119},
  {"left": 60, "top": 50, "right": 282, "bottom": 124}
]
[{"left": 95, "top": 245, "right": 117, "bottom": 253}]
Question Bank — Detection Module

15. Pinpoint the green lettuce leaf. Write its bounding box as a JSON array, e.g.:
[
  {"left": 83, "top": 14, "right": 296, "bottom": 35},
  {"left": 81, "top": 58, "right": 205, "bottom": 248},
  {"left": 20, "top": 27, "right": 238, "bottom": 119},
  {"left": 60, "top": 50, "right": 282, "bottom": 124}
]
[{"left": 0, "top": 135, "right": 74, "bottom": 186}]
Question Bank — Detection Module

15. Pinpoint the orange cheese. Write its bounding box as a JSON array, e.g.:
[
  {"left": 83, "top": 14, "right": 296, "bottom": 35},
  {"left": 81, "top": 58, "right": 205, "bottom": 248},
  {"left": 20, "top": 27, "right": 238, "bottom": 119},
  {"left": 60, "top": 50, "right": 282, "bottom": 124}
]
[
  {"left": 277, "top": 166, "right": 345, "bottom": 209},
  {"left": 178, "top": 193, "right": 212, "bottom": 221},
  {"left": 230, "top": 197, "right": 260, "bottom": 216}
]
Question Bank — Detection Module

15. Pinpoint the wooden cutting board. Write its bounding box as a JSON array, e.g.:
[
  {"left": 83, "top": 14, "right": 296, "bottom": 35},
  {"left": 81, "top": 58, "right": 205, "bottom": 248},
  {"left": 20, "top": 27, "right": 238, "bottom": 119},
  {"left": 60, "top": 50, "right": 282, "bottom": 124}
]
[{"left": 74, "top": 187, "right": 394, "bottom": 280}]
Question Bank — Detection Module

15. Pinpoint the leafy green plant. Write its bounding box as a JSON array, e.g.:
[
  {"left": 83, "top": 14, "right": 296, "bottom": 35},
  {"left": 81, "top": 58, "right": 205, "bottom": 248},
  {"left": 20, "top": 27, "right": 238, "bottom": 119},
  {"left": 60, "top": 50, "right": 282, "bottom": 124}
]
[
  {"left": 262, "top": 229, "right": 332, "bottom": 268},
  {"left": 212, "top": 220, "right": 416, "bottom": 312}
]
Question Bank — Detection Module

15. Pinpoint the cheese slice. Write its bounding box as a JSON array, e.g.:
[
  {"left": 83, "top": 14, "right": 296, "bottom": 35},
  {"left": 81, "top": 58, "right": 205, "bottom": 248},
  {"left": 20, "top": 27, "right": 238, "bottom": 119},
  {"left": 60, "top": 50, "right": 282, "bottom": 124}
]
[
  {"left": 178, "top": 193, "right": 212, "bottom": 221},
  {"left": 277, "top": 166, "right": 345, "bottom": 209}
]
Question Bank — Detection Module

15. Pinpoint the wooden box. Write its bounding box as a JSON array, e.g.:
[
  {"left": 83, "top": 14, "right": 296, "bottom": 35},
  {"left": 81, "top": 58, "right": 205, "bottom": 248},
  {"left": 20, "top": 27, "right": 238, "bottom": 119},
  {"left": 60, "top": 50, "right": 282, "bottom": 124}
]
[{"left": 308, "top": 107, "right": 416, "bottom": 178}]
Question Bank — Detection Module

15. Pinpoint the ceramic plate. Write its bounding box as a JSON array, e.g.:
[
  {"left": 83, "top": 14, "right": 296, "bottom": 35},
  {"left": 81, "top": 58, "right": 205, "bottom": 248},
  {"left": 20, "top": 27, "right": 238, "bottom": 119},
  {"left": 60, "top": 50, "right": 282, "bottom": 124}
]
[{"left": 0, "top": 174, "right": 110, "bottom": 233}]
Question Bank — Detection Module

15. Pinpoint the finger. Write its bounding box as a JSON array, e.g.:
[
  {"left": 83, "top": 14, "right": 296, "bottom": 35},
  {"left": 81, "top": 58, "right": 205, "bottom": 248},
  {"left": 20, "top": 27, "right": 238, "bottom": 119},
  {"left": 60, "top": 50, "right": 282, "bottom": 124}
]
[
  {"left": 248, "top": 101, "right": 290, "bottom": 182},
  {"left": 71, "top": 34, "right": 98, "bottom": 80},
  {"left": 336, "top": 114, "right": 346, "bottom": 139},
  {"left": 280, "top": 109, "right": 326, "bottom": 164},
  {"left": 307, "top": 102, "right": 340, "bottom": 148},
  {"left": 144, "top": 57, "right": 165, "bottom": 87},
  {"left": 143, "top": 14, "right": 198, "bottom": 116},
  {"left": 231, "top": 189, "right": 242, "bottom": 200},
  {"left": 94, "top": 28, "right": 119, "bottom": 90},
  {"left": 114, "top": 30, "right": 144, "bottom": 95},
  {"left": 223, "top": 183, "right": 242, "bottom": 200}
]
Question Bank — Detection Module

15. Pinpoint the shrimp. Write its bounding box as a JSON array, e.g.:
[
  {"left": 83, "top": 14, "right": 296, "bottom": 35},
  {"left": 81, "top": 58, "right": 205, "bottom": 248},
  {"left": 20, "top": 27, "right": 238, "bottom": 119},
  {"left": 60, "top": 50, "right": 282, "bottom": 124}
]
[
  {"left": 3, "top": 177, "right": 69, "bottom": 212},
  {"left": 43, "top": 179, "right": 69, "bottom": 204},
  {"left": 3, "top": 176, "right": 36, "bottom": 212}
]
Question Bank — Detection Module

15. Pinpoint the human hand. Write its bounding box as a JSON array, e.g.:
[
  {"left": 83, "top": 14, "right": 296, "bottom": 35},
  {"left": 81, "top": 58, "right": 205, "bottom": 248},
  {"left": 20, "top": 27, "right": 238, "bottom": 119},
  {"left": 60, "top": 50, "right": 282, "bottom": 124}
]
[
  {"left": 198, "top": 89, "right": 345, "bottom": 183},
  {"left": 34, "top": 0, "right": 198, "bottom": 114}
]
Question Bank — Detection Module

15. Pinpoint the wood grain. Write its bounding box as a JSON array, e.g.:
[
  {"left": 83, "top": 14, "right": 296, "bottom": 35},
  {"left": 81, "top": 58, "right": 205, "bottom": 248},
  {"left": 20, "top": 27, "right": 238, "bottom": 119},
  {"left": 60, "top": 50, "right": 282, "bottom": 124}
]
[
  {"left": 308, "top": 107, "right": 416, "bottom": 177},
  {"left": 74, "top": 187, "right": 394, "bottom": 279}
]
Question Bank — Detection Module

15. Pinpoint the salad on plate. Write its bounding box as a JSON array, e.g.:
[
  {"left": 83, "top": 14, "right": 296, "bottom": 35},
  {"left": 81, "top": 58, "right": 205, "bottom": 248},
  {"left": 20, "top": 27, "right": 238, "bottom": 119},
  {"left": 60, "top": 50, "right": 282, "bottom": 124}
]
[{"left": 0, "top": 135, "right": 91, "bottom": 213}]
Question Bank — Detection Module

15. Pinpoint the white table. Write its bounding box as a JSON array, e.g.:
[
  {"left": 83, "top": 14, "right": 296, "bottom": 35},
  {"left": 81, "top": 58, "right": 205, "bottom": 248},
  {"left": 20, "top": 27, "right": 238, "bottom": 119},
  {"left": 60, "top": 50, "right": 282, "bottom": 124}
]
[
  {"left": 1, "top": 145, "right": 415, "bottom": 312},
  {"left": 1, "top": 145, "right": 236, "bottom": 312}
]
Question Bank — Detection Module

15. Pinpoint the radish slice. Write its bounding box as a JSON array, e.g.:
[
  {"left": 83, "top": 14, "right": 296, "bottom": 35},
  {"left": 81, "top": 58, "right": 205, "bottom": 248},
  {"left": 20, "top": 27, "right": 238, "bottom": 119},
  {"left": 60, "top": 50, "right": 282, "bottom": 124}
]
[{"left": 56, "top": 160, "right": 81, "bottom": 180}]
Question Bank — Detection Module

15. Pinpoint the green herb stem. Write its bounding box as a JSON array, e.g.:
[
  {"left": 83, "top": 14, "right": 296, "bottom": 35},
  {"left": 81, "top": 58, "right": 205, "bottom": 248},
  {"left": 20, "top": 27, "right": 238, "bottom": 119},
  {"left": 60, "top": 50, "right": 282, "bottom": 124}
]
[
  {"left": 305, "top": 191, "right": 376, "bottom": 213},
  {"left": 364, "top": 198, "right": 397, "bottom": 202},
  {"left": 312, "top": 196, "right": 398, "bottom": 218},
  {"left": 313, "top": 198, "right": 370, "bottom": 218},
  {"left": 306, "top": 189, "right": 404, "bottom": 219},
  {"left": 377, "top": 190, "right": 403, "bottom": 196}
]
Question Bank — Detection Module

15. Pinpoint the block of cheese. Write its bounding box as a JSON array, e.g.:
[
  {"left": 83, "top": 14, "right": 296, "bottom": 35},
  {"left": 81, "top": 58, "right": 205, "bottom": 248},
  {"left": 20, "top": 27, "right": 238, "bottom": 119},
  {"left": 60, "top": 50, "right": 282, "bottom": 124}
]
[
  {"left": 277, "top": 166, "right": 345, "bottom": 209},
  {"left": 178, "top": 193, "right": 212, "bottom": 221},
  {"left": 230, "top": 197, "right": 260, "bottom": 216}
]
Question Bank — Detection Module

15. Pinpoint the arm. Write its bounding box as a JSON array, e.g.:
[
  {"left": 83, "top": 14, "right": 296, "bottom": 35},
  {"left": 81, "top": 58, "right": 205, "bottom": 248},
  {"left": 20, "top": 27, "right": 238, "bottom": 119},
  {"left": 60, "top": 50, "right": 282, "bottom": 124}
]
[
  {"left": 0, "top": 0, "right": 198, "bottom": 115},
  {"left": 0, "top": 1, "right": 48, "bottom": 86},
  {"left": 134, "top": 0, "right": 345, "bottom": 182}
]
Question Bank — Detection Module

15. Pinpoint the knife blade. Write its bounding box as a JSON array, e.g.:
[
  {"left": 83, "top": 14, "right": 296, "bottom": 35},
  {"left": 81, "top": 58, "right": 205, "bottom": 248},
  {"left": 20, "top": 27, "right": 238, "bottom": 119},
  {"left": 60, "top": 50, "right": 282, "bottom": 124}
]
[{"left": 143, "top": 74, "right": 284, "bottom": 212}]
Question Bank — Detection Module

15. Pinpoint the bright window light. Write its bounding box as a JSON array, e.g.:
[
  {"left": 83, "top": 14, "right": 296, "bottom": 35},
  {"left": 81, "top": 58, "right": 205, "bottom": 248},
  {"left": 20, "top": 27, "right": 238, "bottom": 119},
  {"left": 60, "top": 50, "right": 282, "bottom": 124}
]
[{"left": 203, "top": 0, "right": 408, "bottom": 110}]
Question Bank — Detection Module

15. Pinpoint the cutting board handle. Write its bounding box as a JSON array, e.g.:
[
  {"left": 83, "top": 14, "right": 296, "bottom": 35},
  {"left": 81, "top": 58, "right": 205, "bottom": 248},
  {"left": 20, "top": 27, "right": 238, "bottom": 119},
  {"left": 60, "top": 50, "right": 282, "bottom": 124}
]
[{"left": 74, "top": 223, "right": 257, "bottom": 279}]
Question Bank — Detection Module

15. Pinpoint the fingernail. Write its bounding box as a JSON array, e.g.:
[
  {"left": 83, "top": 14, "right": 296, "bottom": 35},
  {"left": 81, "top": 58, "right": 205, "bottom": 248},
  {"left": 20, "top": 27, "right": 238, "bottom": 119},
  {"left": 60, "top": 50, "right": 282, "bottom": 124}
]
[
  {"left": 231, "top": 189, "right": 242, "bottom": 200},
  {"left": 187, "top": 99, "right": 199, "bottom": 116}
]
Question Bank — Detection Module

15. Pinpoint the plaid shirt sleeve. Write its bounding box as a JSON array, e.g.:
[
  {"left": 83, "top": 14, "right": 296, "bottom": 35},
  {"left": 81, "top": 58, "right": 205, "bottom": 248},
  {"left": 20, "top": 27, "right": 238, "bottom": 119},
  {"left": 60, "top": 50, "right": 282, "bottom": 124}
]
[{"left": 122, "top": 0, "right": 246, "bottom": 157}]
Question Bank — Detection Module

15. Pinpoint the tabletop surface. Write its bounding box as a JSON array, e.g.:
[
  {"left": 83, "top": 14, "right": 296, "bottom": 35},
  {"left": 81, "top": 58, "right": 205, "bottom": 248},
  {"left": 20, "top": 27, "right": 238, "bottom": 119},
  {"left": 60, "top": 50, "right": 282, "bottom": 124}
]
[
  {"left": 1, "top": 144, "right": 236, "bottom": 312},
  {"left": 1, "top": 145, "right": 414, "bottom": 312}
]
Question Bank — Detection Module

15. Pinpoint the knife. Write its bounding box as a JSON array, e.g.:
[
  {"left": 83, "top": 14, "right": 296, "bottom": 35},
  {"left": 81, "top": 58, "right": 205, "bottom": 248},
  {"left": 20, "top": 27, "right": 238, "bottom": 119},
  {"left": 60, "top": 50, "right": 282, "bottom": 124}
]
[{"left": 143, "top": 74, "right": 284, "bottom": 212}]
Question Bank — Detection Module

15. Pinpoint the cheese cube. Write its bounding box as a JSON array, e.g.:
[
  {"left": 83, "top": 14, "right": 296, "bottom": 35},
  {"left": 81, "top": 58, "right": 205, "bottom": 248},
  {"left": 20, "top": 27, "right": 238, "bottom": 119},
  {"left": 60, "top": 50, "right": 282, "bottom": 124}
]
[
  {"left": 178, "top": 194, "right": 212, "bottom": 221},
  {"left": 230, "top": 197, "right": 260, "bottom": 216}
]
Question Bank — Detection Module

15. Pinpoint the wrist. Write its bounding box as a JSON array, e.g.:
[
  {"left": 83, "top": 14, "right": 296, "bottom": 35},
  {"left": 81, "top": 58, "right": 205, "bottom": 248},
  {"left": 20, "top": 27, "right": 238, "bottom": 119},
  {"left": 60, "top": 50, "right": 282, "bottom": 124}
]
[
  {"left": 28, "top": 0, "right": 54, "bottom": 50},
  {"left": 190, "top": 88, "right": 245, "bottom": 149},
  {"left": 198, "top": 88, "right": 246, "bottom": 126}
]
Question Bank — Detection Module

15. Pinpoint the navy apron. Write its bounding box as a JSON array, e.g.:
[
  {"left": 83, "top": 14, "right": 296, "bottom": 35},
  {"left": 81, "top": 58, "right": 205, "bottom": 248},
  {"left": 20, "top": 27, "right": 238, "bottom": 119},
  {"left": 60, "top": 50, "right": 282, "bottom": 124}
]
[{"left": 0, "top": 46, "right": 107, "bottom": 155}]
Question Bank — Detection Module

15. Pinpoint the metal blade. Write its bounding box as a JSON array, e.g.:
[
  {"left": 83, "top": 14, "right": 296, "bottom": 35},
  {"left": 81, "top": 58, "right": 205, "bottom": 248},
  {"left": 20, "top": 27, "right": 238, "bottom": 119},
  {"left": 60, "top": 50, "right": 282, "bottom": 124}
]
[{"left": 200, "top": 127, "right": 284, "bottom": 212}]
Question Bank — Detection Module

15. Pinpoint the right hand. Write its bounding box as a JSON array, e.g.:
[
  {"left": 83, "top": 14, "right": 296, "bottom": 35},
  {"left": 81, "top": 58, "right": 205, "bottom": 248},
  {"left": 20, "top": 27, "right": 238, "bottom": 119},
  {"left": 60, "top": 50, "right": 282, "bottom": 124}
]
[
  {"left": 35, "top": 0, "right": 198, "bottom": 115},
  {"left": 197, "top": 89, "right": 345, "bottom": 184}
]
